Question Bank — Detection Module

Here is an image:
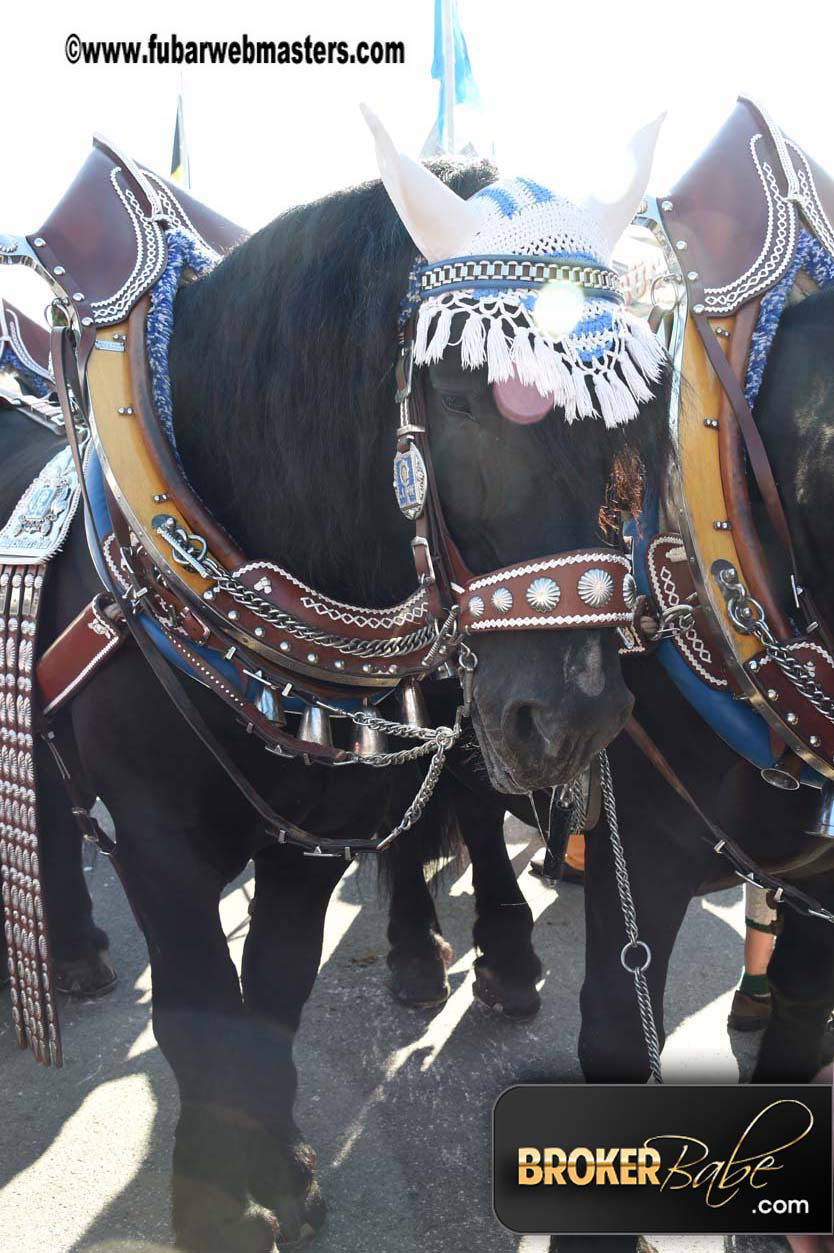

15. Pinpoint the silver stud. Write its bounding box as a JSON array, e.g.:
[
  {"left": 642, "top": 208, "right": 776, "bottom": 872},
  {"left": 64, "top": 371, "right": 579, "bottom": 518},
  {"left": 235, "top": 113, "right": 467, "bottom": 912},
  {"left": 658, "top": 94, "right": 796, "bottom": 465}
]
[
  {"left": 81, "top": 317, "right": 93, "bottom": 326},
  {"left": 622, "top": 573, "right": 637, "bottom": 610},
  {"left": 203, "top": 590, "right": 214, "bottom": 601},
  {"left": 661, "top": 199, "right": 673, "bottom": 211},
  {"left": 306, "top": 652, "right": 318, "bottom": 665},
  {"left": 33, "top": 238, "right": 45, "bottom": 247},
  {"left": 491, "top": 587, "right": 513, "bottom": 613},
  {"left": 704, "top": 418, "right": 719, "bottom": 429},
  {"left": 693, "top": 303, "right": 705, "bottom": 314},
  {"left": 468, "top": 595, "right": 485, "bottom": 618},
  {"left": 362, "top": 663, "right": 373, "bottom": 674},
  {"left": 254, "top": 626, "right": 265, "bottom": 639},
  {"left": 577, "top": 568, "right": 614, "bottom": 608},
  {"left": 748, "top": 659, "right": 758, "bottom": 672},
  {"left": 117, "top": 406, "right": 133, "bottom": 415},
  {"left": 810, "top": 735, "right": 821, "bottom": 747},
  {"left": 767, "top": 689, "right": 778, "bottom": 700},
  {"left": 786, "top": 712, "right": 798, "bottom": 725},
  {"left": 53, "top": 265, "right": 65, "bottom": 275},
  {"left": 713, "top": 520, "right": 731, "bottom": 530},
  {"left": 228, "top": 610, "right": 239, "bottom": 621},
  {"left": 279, "top": 641, "right": 290, "bottom": 653},
  {"left": 687, "top": 271, "right": 699, "bottom": 281},
  {"left": 675, "top": 240, "right": 687, "bottom": 251},
  {"left": 388, "top": 664, "right": 398, "bottom": 674},
  {"left": 334, "top": 659, "right": 345, "bottom": 670},
  {"left": 72, "top": 292, "right": 84, "bottom": 301},
  {"left": 526, "top": 577, "right": 561, "bottom": 611}
]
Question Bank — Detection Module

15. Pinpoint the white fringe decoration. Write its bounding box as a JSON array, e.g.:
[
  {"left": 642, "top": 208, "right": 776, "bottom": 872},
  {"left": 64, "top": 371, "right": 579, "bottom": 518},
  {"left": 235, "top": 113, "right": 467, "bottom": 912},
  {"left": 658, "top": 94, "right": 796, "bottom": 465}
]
[
  {"left": 460, "top": 310, "right": 485, "bottom": 370},
  {"left": 486, "top": 316, "right": 513, "bottom": 381},
  {"left": 413, "top": 291, "right": 666, "bottom": 425},
  {"left": 425, "top": 306, "right": 453, "bottom": 363}
]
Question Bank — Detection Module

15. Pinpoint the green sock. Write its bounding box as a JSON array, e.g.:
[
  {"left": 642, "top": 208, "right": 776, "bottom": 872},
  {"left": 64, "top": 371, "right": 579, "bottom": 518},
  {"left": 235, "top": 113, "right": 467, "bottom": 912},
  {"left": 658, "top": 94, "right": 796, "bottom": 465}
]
[{"left": 739, "top": 971, "right": 770, "bottom": 999}]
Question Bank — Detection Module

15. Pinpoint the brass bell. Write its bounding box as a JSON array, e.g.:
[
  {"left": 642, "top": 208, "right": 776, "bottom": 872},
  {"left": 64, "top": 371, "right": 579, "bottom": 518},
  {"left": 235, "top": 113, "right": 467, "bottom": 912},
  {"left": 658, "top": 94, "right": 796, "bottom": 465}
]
[
  {"left": 298, "top": 704, "right": 333, "bottom": 747},
  {"left": 351, "top": 721, "right": 388, "bottom": 758},
  {"left": 399, "top": 678, "right": 429, "bottom": 728},
  {"left": 808, "top": 780, "right": 834, "bottom": 839}
]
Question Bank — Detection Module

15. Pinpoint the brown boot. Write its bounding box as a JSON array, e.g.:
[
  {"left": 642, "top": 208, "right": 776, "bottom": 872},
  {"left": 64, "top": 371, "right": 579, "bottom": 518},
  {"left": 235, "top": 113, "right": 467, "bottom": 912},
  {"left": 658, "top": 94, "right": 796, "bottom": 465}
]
[{"left": 727, "top": 988, "right": 772, "bottom": 1032}]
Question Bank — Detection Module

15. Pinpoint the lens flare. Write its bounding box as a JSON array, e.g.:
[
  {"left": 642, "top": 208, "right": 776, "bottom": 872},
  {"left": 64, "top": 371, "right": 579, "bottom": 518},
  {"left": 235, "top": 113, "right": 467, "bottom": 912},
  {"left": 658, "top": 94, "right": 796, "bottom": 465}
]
[{"left": 531, "top": 280, "right": 586, "bottom": 341}]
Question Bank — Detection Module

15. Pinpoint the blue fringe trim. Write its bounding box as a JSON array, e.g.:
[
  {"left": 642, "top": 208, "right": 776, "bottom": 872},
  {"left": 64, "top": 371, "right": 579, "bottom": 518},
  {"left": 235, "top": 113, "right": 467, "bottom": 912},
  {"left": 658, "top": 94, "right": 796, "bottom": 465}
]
[
  {"left": 146, "top": 227, "right": 219, "bottom": 456},
  {"left": 745, "top": 229, "right": 834, "bottom": 407},
  {"left": 0, "top": 345, "right": 52, "bottom": 398}
]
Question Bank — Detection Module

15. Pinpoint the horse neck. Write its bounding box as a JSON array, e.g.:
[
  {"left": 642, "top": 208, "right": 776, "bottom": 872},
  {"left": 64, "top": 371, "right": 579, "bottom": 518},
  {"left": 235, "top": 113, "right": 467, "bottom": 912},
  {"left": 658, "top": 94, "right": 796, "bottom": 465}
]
[
  {"left": 167, "top": 269, "right": 418, "bottom": 608},
  {"left": 755, "top": 291, "right": 834, "bottom": 632}
]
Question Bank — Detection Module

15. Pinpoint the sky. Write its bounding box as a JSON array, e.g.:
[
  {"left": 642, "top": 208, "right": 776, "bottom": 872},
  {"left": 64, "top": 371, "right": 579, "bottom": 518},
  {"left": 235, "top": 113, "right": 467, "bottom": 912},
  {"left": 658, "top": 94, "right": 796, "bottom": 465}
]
[{"left": 2, "top": 0, "right": 834, "bottom": 321}]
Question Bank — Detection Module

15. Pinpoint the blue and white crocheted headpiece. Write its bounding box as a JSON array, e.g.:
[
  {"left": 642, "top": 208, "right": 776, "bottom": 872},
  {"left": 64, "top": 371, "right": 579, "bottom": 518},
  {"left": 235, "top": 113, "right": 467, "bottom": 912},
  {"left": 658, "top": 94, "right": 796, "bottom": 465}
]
[{"left": 364, "top": 106, "right": 666, "bottom": 428}]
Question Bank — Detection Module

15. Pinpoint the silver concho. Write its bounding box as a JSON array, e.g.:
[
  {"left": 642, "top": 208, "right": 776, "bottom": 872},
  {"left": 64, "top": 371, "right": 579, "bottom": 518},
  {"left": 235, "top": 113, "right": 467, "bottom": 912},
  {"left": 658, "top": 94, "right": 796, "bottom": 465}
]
[
  {"left": 468, "top": 595, "right": 485, "bottom": 618},
  {"left": 526, "top": 577, "right": 561, "bottom": 610},
  {"left": 491, "top": 587, "right": 513, "bottom": 613},
  {"left": 577, "top": 568, "right": 614, "bottom": 608},
  {"left": 393, "top": 444, "right": 428, "bottom": 520},
  {"left": 622, "top": 573, "right": 637, "bottom": 610}
]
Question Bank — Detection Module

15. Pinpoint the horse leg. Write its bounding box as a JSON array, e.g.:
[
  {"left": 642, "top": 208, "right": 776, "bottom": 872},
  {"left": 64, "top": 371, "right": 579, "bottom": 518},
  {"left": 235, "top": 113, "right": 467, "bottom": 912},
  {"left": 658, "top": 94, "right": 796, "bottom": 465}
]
[
  {"left": 112, "top": 823, "right": 276, "bottom": 1253},
  {"left": 456, "top": 784, "right": 542, "bottom": 1021},
  {"left": 240, "top": 843, "right": 346, "bottom": 1244},
  {"left": 36, "top": 732, "right": 116, "bottom": 998},
  {"left": 384, "top": 798, "right": 453, "bottom": 1008},
  {"left": 753, "top": 874, "right": 834, "bottom": 1081},
  {"left": 578, "top": 804, "right": 698, "bottom": 1083}
]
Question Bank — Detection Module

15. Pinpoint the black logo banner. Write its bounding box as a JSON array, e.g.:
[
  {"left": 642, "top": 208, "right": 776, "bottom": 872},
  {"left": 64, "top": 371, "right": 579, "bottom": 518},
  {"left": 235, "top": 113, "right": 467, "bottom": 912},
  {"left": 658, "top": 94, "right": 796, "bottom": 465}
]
[{"left": 493, "top": 1084, "right": 833, "bottom": 1235}]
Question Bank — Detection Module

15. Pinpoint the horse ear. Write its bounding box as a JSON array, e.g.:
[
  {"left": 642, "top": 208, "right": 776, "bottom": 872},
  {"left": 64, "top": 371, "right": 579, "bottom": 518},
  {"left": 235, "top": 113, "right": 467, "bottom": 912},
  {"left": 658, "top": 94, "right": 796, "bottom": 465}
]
[
  {"left": 360, "top": 104, "right": 485, "bottom": 262},
  {"left": 580, "top": 113, "right": 666, "bottom": 255}
]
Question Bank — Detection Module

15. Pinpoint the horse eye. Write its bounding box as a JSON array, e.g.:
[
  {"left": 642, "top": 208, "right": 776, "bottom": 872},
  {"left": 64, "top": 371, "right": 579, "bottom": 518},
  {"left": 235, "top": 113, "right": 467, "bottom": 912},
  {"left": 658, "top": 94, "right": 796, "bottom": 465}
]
[{"left": 440, "top": 392, "right": 474, "bottom": 418}]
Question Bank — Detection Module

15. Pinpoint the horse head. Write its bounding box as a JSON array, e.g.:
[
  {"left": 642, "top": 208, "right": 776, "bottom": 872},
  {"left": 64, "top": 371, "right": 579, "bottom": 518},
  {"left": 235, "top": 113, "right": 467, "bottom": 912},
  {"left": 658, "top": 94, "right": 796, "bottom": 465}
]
[{"left": 364, "top": 110, "right": 670, "bottom": 793}]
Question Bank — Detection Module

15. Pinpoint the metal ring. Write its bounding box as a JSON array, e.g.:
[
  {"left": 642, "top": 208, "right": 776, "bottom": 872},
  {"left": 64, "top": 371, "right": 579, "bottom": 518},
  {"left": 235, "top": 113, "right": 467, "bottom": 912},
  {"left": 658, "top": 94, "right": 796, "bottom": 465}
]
[
  {"left": 728, "top": 594, "right": 766, "bottom": 634},
  {"left": 620, "top": 940, "right": 652, "bottom": 974}
]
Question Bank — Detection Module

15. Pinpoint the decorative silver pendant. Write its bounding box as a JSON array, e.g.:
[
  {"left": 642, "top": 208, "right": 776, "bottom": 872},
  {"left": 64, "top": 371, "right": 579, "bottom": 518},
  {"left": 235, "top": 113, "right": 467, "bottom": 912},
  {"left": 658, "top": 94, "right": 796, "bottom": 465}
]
[
  {"left": 393, "top": 443, "right": 428, "bottom": 520},
  {"left": 468, "top": 595, "right": 485, "bottom": 618},
  {"left": 491, "top": 587, "right": 513, "bottom": 613},
  {"left": 526, "top": 577, "right": 561, "bottom": 610},
  {"left": 622, "top": 573, "right": 637, "bottom": 610},
  {"left": 577, "top": 568, "right": 614, "bottom": 607}
]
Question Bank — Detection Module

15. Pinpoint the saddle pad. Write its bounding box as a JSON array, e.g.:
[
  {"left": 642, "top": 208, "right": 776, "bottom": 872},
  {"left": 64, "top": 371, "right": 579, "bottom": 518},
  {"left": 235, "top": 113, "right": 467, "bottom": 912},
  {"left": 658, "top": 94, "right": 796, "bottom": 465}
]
[{"left": 0, "top": 445, "right": 82, "bottom": 565}]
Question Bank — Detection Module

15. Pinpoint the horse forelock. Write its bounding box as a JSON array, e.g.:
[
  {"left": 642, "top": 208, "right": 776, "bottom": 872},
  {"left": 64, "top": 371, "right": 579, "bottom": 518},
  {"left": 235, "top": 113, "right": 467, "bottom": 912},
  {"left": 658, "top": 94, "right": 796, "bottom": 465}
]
[{"left": 168, "top": 159, "right": 669, "bottom": 603}]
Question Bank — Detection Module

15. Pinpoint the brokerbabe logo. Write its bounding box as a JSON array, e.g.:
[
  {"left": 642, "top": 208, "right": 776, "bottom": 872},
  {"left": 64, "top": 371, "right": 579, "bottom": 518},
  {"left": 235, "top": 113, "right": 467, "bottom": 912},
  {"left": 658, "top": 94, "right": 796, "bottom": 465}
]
[{"left": 493, "top": 1084, "right": 833, "bottom": 1235}]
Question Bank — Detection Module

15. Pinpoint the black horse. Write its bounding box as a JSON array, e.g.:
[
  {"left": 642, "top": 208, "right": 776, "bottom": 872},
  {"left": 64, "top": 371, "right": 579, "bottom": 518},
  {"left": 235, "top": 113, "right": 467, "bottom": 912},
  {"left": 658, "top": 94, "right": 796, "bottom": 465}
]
[
  {"left": 1, "top": 161, "right": 666, "bottom": 1252},
  {"left": 545, "top": 292, "right": 834, "bottom": 1253}
]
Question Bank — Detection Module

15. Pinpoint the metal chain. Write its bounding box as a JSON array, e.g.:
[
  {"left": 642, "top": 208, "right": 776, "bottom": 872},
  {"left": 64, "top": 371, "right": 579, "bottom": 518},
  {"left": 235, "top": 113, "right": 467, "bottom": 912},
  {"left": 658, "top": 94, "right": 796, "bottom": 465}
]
[
  {"left": 720, "top": 566, "right": 834, "bottom": 725},
  {"left": 374, "top": 732, "right": 457, "bottom": 851},
  {"left": 598, "top": 749, "right": 664, "bottom": 1084},
  {"left": 205, "top": 562, "right": 436, "bottom": 659}
]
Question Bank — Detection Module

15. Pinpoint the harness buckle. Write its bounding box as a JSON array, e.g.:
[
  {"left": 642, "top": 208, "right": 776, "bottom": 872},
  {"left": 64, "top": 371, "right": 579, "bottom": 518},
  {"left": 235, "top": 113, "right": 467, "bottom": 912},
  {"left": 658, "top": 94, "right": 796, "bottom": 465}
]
[
  {"left": 395, "top": 342, "right": 414, "bottom": 403},
  {"left": 411, "top": 535, "right": 436, "bottom": 587}
]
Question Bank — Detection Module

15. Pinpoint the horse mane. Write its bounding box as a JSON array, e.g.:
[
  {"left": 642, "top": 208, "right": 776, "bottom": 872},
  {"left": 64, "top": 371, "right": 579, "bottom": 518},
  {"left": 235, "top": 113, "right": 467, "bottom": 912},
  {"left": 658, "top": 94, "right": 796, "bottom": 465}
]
[
  {"left": 169, "top": 159, "right": 498, "bottom": 604},
  {"left": 169, "top": 160, "right": 670, "bottom": 604}
]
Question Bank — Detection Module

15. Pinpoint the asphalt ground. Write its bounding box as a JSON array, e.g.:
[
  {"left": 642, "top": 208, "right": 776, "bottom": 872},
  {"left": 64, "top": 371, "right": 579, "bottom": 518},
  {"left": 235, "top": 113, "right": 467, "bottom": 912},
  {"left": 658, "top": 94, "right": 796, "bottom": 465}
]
[{"left": 0, "top": 812, "right": 802, "bottom": 1253}]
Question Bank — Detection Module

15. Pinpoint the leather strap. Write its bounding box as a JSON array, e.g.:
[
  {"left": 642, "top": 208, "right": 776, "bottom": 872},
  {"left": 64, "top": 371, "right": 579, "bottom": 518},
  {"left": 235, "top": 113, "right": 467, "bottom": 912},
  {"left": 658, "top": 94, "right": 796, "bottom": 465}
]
[
  {"left": 624, "top": 717, "right": 834, "bottom": 892},
  {"left": 37, "top": 594, "right": 126, "bottom": 717}
]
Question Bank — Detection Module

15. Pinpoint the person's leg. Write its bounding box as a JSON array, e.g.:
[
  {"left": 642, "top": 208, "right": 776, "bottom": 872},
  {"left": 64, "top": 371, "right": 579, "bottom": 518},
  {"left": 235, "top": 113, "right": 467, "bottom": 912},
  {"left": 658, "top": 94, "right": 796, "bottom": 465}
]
[{"left": 728, "top": 883, "right": 776, "bottom": 1032}]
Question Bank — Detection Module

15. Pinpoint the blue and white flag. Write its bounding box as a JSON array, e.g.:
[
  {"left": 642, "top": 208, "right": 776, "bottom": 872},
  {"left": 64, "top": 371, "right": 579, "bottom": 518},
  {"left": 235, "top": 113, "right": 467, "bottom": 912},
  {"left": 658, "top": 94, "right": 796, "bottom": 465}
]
[{"left": 424, "top": 0, "right": 485, "bottom": 156}]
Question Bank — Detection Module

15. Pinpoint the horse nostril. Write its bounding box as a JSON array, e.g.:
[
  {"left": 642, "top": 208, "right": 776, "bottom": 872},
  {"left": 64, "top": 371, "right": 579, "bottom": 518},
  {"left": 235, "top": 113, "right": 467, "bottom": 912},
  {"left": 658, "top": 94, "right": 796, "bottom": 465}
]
[{"left": 504, "top": 701, "right": 557, "bottom": 749}]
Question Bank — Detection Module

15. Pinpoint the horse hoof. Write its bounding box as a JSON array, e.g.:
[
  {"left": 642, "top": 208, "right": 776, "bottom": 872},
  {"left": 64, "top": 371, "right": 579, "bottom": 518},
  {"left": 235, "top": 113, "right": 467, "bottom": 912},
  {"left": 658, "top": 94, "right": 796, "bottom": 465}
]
[
  {"left": 387, "top": 933, "right": 452, "bottom": 1009},
  {"left": 54, "top": 948, "right": 118, "bottom": 999},
  {"left": 473, "top": 966, "right": 541, "bottom": 1022},
  {"left": 389, "top": 959, "right": 451, "bottom": 1009}
]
